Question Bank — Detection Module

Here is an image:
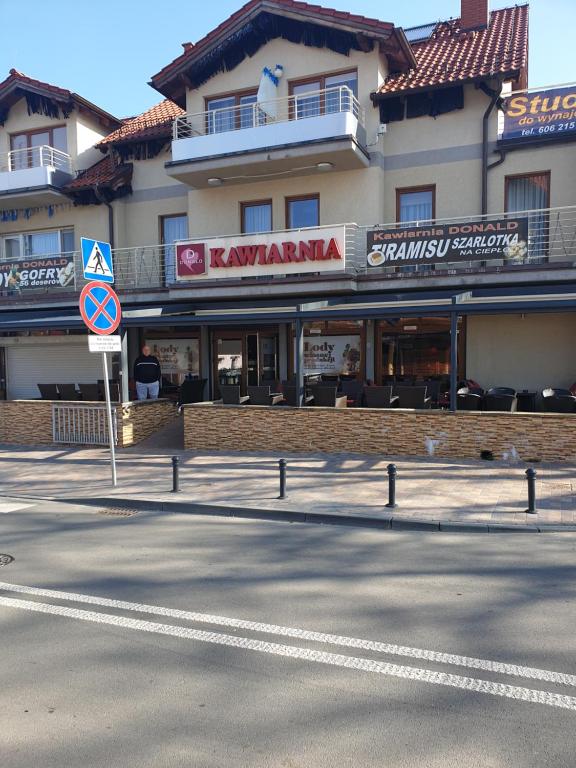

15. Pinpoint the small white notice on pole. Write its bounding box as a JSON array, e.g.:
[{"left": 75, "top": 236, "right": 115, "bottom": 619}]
[{"left": 88, "top": 335, "right": 121, "bottom": 353}]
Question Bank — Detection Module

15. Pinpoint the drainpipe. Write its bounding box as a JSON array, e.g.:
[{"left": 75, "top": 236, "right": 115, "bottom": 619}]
[{"left": 478, "top": 82, "right": 501, "bottom": 215}]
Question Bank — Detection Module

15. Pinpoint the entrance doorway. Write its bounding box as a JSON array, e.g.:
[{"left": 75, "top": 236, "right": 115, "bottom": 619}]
[{"left": 212, "top": 329, "right": 279, "bottom": 397}]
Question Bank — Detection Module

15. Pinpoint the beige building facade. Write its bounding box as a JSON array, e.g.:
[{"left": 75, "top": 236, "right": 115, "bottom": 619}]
[{"left": 0, "top": 0, "right": 574, "bottom": 420}]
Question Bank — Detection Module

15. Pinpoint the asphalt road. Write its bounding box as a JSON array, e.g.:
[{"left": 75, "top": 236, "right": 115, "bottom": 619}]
[{"left": 1, "top": 499, "right": 576, "bottom": 768}]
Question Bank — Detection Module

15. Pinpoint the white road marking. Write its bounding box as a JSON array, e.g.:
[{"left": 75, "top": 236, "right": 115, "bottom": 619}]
[
  {"left": 1, "top": 595, "right": 575, "bottom": 712},
  {"left": 0, "top": 502, "right": 33, "bottom": 514},
  {"left": 0, "top": 580, "right": 573, "bottom": 688}
]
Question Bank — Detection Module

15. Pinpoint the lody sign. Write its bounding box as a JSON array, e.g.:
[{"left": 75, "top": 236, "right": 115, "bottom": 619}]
[
  {"left": 500, "top": 84, "right": 576, "bottom": 142},
  {"left": 367, "top": 218, "right": 530, "bottom": 268},
  {"left": 299, "top": 335, "right": 362, "bottom": 376},
  {"left": 176, "top": 225, "right": 346, "bottom": 281},
  {"left": 1, "top": 254, "right": 75, "bottom": 292}
]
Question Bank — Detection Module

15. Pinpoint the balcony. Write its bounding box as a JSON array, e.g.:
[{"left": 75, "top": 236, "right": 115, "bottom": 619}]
[
  {"left": 1, "top": 207, "right": 575, "bottom": 305},
  {"left": 0, "top": 145, "right": 74, "bottom": 205},
  {"left": 165, "top": 86, "right": 369, "bottom": 187}
]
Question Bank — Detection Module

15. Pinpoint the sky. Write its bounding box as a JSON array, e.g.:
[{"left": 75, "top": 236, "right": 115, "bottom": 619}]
[{"left": 0, "top": 0, "right": 573, "bottom": 119}]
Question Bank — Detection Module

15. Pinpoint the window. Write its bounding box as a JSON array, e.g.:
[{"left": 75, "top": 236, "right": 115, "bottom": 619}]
[
  {"left": 290, "top": 70, "right": 357, "bottom": 119},
  {"left": 396, "top": 186, "right": 435, "bottom": 273},
  {"left": 241, "top": 200, "right": 272, "bottom": 234},
  {"left": 10, "top": 126, "right": 67, "bottom": 169},
  {"left": 160, "top": 214, "right": 188, "bottom": 284},
  {"left": 206, "top": 90, "right": 258, "bottom": 134},
  {"left": 505, "top": 172, "right": 550, "bottom": 259},
  {"left": 286, "top": 195, "right": 319, "bottom": 229},
  {"left": 396, "top": 186, "right": 435, "bottom": 224},
  {"left": 0, "top": 228, "right": 74, "bottom": 261}
]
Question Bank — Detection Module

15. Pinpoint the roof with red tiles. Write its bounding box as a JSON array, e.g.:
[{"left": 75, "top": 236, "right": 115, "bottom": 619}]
[
  {"left": 65, "top": 155, "right": 132, "bottom": 191},
  {"left": 98, "top": 99, "right": 184, "bottom": 147},
  {"left": 150, "top": 0, "right": 413, "bottom": 101},
  {"left": 377, "top": 5, "right": 529, "bottom": 97},
  {"left": 0, "top": 68, "right": 120, "bottom": 126}
]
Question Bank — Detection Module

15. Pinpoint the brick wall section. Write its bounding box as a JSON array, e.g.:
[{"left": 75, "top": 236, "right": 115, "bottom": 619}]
[
  {"left": 182, "top": 404, "right": 576, "bottom": 462},
  {"left": 460, "top": 0, "right": 489, "bottom": 30},
  {"left": 117, "top": 399, "right": 177, "bottom": 447},
  {"left": 0, "top": 399, "right": 177, "bottom": 447}
]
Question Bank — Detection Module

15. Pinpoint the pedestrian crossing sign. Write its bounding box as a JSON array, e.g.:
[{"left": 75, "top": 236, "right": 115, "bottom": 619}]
[{"left": 81, "top": 237, "right": 114, "bottom": 283}]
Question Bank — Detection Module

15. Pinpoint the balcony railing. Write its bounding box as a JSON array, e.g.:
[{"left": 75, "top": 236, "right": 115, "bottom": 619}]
[
  {"left": 1, "top": 206, "right": 575, "bottom": 302},
  {"left": 173, "top": 85, "right": 365, "bottom": 139},
  {"left": 1, "top": 145, "right": 73, "bottom": 174}
]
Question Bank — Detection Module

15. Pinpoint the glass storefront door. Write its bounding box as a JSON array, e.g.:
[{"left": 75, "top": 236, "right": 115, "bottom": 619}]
[{"left": 213, "top": 330, "right": 279, "bottom": 397}]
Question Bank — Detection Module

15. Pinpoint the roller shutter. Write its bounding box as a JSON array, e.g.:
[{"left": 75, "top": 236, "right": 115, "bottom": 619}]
[{"left": 6, "top": 342, "right": 103, "bottom": 399}]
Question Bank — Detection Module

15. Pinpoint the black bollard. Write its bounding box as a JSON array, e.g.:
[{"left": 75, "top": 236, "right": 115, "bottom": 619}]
[
  {"left": 385, "top": 463, "right": 397, "bottom": 508},
  {"left": 278, "top": 458, "right": 287, "bottom": 499},
  {"left": 525, "top": 467, "right": 537, "bottom": 514},
  {"left": 171, "top": 456, "right": 180, "bottom": 493}
]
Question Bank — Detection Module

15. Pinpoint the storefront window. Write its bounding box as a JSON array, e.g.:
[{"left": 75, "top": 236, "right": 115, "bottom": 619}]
[
  {"left": 296, "top": 320, "right": 363, "bottom": 378},
  {"left": 377, "top": 317, "right": 461, "bottom": 383},
  {"left": 146, "top": 337, "right": 200, "bottom": 385}
]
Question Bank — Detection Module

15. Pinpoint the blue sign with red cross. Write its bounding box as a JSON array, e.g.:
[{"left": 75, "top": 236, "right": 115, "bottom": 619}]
[{"left": 79, "top": 281, "right": 121, "bottom": 335}]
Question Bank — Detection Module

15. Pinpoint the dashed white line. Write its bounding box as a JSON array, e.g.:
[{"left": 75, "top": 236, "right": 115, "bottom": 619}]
[
  {"left": 1, "top": 595, "right": 575, "bottom": 712},
  {"left": 0, "top": 580, "right": 573, "bottom": 687}
]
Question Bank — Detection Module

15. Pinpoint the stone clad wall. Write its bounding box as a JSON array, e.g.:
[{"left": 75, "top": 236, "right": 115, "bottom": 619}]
[
  {"left": 118, "top": 399, "right": 177, "bottom": 447},
  {"left": 0, "top": 399, "right": 177, "bottom": 447},
  {"left": 182, "top": 404, "right": 576, "bottom": 462}
]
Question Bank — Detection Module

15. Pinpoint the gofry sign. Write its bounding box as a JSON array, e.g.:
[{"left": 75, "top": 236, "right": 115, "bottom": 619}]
[{"left": 176, "top": 225, "right": 346, "bottom": 280}]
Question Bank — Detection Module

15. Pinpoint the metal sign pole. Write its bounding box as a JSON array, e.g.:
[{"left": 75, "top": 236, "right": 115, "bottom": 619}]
[{"left": 102, "top": 351, "right": 117, "bottom": 487}]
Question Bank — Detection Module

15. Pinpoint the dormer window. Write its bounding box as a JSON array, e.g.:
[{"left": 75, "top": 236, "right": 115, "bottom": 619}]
[{"left": 9, "top": 126, "right": 67, "bottom": 170}]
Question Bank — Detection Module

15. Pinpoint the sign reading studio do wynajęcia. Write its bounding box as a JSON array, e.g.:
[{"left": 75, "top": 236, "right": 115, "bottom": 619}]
[
  {"left": 366, "top": 218, "right": 530, "bottom": 268},
  {"left": 501, "top": 84, "right": 576, "bottom": 142}
]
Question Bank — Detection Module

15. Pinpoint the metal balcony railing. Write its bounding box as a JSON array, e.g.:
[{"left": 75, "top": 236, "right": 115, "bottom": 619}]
[
  {"left": 1, "top": 145, "right": 73, "bottom": 174},
  {"left": 1, "top": 206, "right": 575, "bottom": 302},
  {"left": 173, "top": 85, "right": 365, "bottom": 139}
]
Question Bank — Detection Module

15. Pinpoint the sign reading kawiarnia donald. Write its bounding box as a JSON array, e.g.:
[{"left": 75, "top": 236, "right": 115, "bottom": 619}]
[{"left": 501, "top": 84, "right": 576, "bottom": 142}]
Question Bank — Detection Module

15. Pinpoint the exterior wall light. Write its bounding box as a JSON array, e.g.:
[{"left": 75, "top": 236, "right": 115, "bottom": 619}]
[
  {"left": 316, "top": 162, "right": 334, "bottom": 171},
  {"left": 207, "top": 177, "right": 223, "bottom": 186}
]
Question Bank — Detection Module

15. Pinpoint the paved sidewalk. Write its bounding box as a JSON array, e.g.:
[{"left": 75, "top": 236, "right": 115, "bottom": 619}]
[{"left": 0, "top": 439, "right": 575, "bottom": 531}]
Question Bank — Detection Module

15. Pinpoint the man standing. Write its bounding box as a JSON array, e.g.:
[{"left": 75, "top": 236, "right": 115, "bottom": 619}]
[{"left": 134, "top": 344, "right": 162, "bottom": 400}]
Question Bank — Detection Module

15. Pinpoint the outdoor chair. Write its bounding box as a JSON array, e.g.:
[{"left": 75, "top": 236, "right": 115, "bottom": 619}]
[
  {"left": 483, "top": 393, "right": 517, "bottom": 412},
  {"left": 178, "top": 378, "right": 207, "bottom": 405},
  {"left": 247, "top": 385, "right": 284, "bottom": 406},
  {"left": 457, "top": 387, "right": 482, "bottom": 411},
  {"left": 37, "top": 383, "right": 59, "bottom": 400},
  {"left": 308, "top": 385, "right": 347, "bottom": 408},
  {"left": 487, "top": 386, "right": 516, "bottom": 397},
  {"left": 98, "top": 379, "right": 121, "bottom": 402},
  {"left": 57, "top": 383, "right": 79, "bottom": 401},
  {"left": 78, "top": 383, "right": 101, "bottom": 401},
  {"left": 542, "top": 388, "right": 576, "bottom": 413},
  {"left": 339, "top": 379, "right": 364, "bottom": 407},
  {"left": 363, "top": 385, "right": 398, "bottom": 409},
  {"left": 395, "top": 385, "right": 431, "bottom": 409},
  {"left": 280, "top": 385, "right": 314, "bottom": 407},
  {"left": 219, "top": 385, "right": 250, "bottom": 405}
]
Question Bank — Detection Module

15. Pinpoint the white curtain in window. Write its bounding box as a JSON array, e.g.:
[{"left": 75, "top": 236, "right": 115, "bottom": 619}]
[
  {"left": 25, "top": 231, "right": 60, "bottom": 256},
  {"left": 399, "top": 191, "right": 433, "bottom": 224},
  {"left": 163, "top": 216, "right": 188, "bottom": 284},
  {"left": 506, "top": 175, "right": 549, "bottom": 259},
  {"left": 243, "top": 204, "right": 272, "bottom": 234}
]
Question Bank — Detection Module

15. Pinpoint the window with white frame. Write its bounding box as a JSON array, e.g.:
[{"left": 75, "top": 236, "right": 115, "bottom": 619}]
[{"left": 0, "top": 228, "right": 74, "bottom": 261}]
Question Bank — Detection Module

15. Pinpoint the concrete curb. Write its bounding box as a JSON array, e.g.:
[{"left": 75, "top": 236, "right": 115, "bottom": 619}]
[{"left": 56, "top": 495, "right": 576, "bottom": 534}]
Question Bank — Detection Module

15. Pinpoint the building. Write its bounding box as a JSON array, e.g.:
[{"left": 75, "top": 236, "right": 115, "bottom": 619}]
[{"left": 0, "top": 0, "right": 575, "bottom": 454}]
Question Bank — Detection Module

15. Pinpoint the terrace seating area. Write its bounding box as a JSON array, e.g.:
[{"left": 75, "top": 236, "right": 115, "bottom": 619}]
[
  {"left": 210, "top": 375, "right": 576, "bottom": 413},
  {"left": 37, "top": 381, "right": 121, "bottom": 402}
]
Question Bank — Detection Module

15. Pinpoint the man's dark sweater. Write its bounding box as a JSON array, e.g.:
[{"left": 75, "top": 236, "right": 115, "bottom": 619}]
[{"left": 134, "top": 354, "right": 161, "bottom": 384}]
